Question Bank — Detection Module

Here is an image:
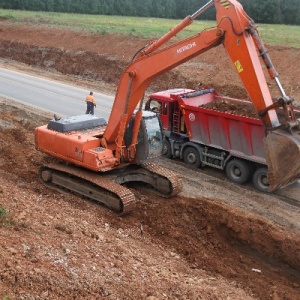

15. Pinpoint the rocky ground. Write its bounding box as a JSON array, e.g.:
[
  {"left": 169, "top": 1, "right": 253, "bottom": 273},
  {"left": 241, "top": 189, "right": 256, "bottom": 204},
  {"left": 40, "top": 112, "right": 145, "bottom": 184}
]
[{"left": 0, "top": 19, "right": 300, "bottom": 299}]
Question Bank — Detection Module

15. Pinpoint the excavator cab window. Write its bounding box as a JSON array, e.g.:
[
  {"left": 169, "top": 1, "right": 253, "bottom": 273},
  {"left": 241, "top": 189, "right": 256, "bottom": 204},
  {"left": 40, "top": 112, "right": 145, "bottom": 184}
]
[
  {"left": 124, "top": 112, "right": 163, "bottom": 163},
  {"left": 144, "top": 115, "right": 164, "bottom": 158}
]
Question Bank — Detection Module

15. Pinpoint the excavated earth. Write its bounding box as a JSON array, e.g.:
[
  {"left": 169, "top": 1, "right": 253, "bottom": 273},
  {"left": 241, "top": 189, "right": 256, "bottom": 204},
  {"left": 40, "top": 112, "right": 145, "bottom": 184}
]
[{"left": 0, "top": 20, "right": 300, "bottom": 299}]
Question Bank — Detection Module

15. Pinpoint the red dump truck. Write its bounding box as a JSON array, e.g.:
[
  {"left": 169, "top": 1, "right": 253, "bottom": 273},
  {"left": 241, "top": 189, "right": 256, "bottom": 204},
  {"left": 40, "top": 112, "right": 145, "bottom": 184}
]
[{"left": 145, "top": 88, "right": 275, "bottom": 192}]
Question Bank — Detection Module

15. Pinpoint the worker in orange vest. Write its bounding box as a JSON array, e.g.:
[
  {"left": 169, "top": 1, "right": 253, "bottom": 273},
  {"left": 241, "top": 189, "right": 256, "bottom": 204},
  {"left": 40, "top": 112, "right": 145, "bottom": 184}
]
[{"left": 85, "top": 91, "right": 96, "bottom": 115}]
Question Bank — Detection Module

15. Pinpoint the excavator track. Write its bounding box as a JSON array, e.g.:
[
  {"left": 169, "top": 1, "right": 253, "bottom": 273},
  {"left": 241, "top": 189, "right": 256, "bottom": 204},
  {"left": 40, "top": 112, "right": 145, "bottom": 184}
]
[
  {"left": 141, "top": 162, "right": 182, "bottom": 197},
  {"left": 112, "top": 162, "right": 182, "bottom": 197},
  {"left": 39, "top": 162, "right": 182, "bottom": 214},
  {"left": 39, "top": 163, "right": 136, "bottom": 214}
]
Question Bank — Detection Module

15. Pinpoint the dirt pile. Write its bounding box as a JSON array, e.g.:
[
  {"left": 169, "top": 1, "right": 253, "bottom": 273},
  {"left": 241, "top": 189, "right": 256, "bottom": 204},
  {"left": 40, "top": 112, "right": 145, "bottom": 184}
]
[{"left": 202, "top": 98, "right": 259, "bottom": 118}]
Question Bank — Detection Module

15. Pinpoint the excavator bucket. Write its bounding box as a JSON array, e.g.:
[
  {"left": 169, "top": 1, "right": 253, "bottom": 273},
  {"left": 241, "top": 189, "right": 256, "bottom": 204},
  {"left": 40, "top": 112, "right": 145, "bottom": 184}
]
[{"left": 264, "top": 129, "right": 300, "bottom": 191}]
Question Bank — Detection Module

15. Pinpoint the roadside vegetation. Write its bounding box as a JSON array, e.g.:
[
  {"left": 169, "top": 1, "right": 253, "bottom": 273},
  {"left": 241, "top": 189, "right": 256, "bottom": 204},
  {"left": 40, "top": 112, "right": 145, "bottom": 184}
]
[
  {"left": 0, "top": 9, "right": 300, "bottom": 47},
  {"left": 0, "top": 0, "right": 299, "bottom": 25},
  {"left": 0, "top": 206, "right": 11, "bottom": 227}
]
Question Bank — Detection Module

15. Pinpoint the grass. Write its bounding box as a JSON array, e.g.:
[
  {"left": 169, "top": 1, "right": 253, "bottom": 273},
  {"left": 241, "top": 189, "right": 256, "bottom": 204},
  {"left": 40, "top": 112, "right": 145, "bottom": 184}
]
[
  {"left": 0, "top": 206, "right": 10, "bottom": 227},
  {"left": 0, "top": 9, "right": 299, "bottom": 47},
  {"left": 257, "top": 24, "right": 300, "bottom": 47}
]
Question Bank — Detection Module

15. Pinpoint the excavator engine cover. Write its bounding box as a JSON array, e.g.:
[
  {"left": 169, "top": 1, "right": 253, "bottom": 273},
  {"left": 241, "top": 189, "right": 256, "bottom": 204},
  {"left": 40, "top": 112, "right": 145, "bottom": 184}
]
[
  {"left": 264, "top": 128, "right": 300, "bottom": 191},
  {"left": 48, "top": 114, "right": 107, "bottom": 133}
]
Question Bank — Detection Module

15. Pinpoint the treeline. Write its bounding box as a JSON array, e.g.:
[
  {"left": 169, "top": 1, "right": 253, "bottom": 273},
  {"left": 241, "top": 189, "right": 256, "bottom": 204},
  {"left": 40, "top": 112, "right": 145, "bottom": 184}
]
[{"left": 0, "top": 0, "right": 299, "bottom": 25}]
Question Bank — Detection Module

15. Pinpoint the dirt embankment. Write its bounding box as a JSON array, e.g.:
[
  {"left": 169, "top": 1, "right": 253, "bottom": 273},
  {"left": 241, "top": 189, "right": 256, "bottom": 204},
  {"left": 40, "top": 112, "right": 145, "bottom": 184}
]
[
  {"left": 1, "top": 100, "right": 300, "bottom": 299},
  {"left": 0, "top": 20, "right": 300, "bottom": 299},
  {"left": 0, "top": 21, "right": 300, "bottom": 102}
]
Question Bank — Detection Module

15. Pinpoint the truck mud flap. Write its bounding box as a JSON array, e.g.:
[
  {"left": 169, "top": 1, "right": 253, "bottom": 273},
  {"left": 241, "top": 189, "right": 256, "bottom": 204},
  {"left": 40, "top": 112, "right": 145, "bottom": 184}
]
[{"left": 264, "top": 129, "right": 300, "bottom": 191}]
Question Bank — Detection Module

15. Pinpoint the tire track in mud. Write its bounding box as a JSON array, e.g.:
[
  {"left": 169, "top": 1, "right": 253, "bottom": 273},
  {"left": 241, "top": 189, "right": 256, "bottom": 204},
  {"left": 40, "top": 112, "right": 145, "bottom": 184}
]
[{"left": 158, "top": 157, "right": 300, "bottom": 222}]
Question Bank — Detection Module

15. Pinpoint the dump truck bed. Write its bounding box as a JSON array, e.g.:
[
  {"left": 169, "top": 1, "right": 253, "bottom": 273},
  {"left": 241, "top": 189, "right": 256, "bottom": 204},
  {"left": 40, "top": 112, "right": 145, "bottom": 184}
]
[{"left": 178, "top": 92, "right": 266, "bottom": 164}]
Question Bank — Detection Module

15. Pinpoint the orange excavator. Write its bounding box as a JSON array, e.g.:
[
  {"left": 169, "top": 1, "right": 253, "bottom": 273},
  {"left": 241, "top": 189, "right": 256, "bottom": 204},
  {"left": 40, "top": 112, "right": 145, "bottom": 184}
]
[{"left": 35, "top": 0, "right": 300, "bottom": 212}]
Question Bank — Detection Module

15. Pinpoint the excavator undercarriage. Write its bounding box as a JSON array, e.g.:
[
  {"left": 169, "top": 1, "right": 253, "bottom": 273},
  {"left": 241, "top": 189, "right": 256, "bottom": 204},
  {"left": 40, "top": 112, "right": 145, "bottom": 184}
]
[
  {"left": 36, "top": 112, "right": 182, "bottom": 213},
  {"left": 39, "top": 161, "right": 182, "bottom": 214}
]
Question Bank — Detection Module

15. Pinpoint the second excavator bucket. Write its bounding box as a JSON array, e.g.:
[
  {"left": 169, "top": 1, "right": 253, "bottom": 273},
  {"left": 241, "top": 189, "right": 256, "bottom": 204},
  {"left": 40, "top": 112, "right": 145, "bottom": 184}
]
[{"left": 264, "top": 129, "right": 300, "bottom": 191}]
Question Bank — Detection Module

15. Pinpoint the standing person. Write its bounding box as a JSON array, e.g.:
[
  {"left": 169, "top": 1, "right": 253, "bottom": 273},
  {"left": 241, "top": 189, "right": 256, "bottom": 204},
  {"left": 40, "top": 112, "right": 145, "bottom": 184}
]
[{"left": 85, "top": 91, "right": 96, "bottom": 115}]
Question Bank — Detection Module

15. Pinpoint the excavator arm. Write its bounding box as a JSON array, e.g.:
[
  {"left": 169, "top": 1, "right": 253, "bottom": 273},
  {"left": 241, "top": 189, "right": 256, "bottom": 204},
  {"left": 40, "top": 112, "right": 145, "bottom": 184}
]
[
  {"left": 104, "top": 0, "right": 300, "bottom": 191},
  {"left": 213, "top": 0, "right": 300, "bottom": 190}
]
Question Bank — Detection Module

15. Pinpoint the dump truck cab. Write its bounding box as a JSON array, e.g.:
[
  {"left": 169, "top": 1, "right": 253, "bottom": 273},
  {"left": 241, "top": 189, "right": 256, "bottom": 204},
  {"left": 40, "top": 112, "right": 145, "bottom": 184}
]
[
  {"left": 145, "top": 88, "right": 194, "bottom": 135},
  {"left": 145, "top": 88, "right": 270, "bottom": 192}
]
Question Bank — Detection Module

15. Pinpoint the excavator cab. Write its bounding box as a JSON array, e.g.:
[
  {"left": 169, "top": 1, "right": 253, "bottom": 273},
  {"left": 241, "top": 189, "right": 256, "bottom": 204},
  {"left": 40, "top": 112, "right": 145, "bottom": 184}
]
[{"left": 124, "top": 111, "right": 164, "bottom": 164}]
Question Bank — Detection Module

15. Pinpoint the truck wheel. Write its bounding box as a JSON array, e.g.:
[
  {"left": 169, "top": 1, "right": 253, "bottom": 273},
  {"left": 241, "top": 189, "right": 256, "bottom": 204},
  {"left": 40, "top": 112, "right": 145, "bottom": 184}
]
[
  {"left": 163, "top": 139, "right": 172, "bottom": 159},
  {"left": 183, "top": 146, "right": 201, "bottom": 168},
  {"left": 252, "top": 167, "right": 269, "bottom": 193},
  {"left": 225, "top": 159, "right": 252, "bottom": 184}
]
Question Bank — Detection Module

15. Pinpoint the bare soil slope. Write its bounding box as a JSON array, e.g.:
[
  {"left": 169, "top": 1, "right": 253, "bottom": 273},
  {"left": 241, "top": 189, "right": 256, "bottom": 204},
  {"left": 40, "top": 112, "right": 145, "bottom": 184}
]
[
  {"left": 0, "top": 21, "right": 300, "bottom": 299},
  {"left": 0, "top": 21, "right": 300, "bottom": 101}
]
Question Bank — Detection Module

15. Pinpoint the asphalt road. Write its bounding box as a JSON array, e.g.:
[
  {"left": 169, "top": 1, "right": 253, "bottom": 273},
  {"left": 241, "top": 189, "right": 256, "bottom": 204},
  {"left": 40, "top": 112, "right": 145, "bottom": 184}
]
[
  {"left": 0, "top": 67, "right": 113, "bottom": 119},
  {"left": 0, "top": 67, "right": 299, "bottom": 201}
]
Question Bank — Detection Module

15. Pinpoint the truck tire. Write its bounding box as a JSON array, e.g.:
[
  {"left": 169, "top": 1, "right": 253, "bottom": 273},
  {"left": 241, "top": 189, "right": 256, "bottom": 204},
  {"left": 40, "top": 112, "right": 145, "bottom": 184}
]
[
  {"left": 183, "top": 146, "right": 201, "bottom": 168},
  {"left": 252, "top": 167, "right": 269, "bottom": 192},
  {"left": 225, "top": 159, "right": 252, "bottom": 184},
  {"left": 163, "top": 139, "right": 172, "bottom": 159}
]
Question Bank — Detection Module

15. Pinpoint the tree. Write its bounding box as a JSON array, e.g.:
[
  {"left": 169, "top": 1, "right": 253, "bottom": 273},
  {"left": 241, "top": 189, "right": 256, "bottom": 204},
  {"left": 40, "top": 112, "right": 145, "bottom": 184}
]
[
  {"left": 0, "top": 1, "right": 10, "bottom": 9},
  {"left": 53, "top": 0, "right": 63, "bottom": 12},
  {"left": 0, "top": 0, "right": 298, "bottom": 25},
  {"left": 280, "top": 0, "right": 300, "bottom": 24},
  {"left": 21, "top": 0, "right": 43, "bottom": 11},
  {"left": 113, "top": 0, "right": 134, "bottom": 16},
  {"left": 44, "top": 0, "right": 54, "bottom": 12},
  {"left": 131, "top": 0, "right": 152, "bottom": 17},
  {"left": 150, "top": 0, "right": 176, "bottom": 18},
  {"left": 69, "top": 0, "right": 82, "bottom": 13},
  {"left": 10, "top": 0, "right": 24, "bottom": 10}
]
